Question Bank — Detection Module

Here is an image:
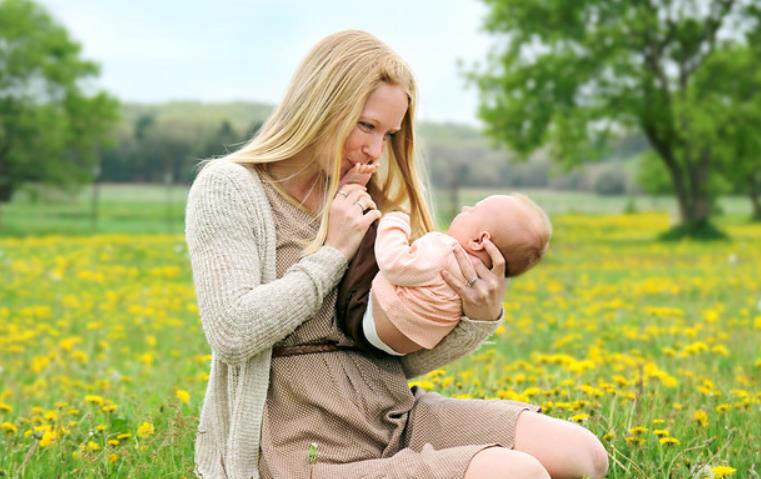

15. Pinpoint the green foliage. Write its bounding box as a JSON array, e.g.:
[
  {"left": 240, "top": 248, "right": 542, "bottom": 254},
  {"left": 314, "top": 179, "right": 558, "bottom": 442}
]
[
  {"left": 0, "top": 0, "right": 119, "bottom": 203},
  {"left": 470, "top": 0, "right": 761, "bottom": 232}
]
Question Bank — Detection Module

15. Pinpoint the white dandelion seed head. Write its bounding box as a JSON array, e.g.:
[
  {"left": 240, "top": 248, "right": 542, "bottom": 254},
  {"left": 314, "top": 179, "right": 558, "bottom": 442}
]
[{"left": 691, "top": 464, "right": 714, "bottom": 479}]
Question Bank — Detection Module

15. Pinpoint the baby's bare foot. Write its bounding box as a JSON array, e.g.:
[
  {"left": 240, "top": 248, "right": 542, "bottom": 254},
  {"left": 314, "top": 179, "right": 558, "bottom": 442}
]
[{"left": 340, "top": 163, "right": 378, "bottom": 187}]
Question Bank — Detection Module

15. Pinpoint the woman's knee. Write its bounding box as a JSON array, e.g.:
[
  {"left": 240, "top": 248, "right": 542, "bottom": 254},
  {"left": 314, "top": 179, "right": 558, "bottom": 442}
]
[
  {"left": 514, "top": 412, "right": 609, "bottom": 479},
  {"left": 582, "top": 430, "right": 609, "bottom": 478},
  {"left": 464, "top": 447, "right": 550, "bottom": 479}
]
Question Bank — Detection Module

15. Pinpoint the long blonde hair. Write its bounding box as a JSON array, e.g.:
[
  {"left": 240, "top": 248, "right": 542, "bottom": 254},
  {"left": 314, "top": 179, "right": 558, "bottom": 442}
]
[{"left": 221, "top": 30, "right": 434, "bottom": 253}]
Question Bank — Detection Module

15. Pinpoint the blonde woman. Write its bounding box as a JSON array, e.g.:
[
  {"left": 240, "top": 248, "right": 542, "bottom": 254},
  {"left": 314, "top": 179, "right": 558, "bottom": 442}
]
[{"left": 185, "top": 30, "right": 608, "bottom": 479}]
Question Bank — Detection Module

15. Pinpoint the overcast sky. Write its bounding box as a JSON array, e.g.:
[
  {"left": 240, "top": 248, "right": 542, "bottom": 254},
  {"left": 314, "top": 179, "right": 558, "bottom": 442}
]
[{"left": 39, "top": 0, "right": 496, "bottom": 126}]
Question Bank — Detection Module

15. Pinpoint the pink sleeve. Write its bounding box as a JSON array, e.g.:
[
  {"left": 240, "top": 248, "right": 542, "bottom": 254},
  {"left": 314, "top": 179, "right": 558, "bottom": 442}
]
[{"left": 374, "top": 212, "right": 444, "bottom": 286}]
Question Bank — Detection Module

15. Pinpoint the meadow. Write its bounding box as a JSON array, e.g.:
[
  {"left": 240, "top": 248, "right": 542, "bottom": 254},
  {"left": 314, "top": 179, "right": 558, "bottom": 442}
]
[{"left": 0, "top": 186, "right": 759, "bottom": 478}]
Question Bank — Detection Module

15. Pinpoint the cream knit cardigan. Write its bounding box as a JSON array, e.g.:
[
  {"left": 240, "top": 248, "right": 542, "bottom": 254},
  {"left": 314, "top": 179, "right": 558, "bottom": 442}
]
[{"left": 185, "top": 159, "right": 500, "bottom": 479}]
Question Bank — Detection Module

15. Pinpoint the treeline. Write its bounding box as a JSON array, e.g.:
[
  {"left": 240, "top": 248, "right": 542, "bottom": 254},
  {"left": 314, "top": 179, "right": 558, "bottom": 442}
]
[{"left": 98, "top": 101, "right": 650, "bottom": 195}]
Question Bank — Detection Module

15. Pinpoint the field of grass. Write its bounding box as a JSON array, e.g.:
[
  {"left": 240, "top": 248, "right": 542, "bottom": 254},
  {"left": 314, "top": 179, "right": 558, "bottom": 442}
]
[
  {"left": 1, "top": 182, "right": 754, "bottom": 236},
  {"left": 0, "top": 189, "right": 759, "bottom": 478}
]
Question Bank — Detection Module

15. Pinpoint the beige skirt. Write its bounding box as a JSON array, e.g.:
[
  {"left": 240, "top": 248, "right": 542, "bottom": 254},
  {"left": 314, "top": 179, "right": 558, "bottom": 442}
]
[{"left": 259, "top": 349, "right": 540, "bottom": 479}]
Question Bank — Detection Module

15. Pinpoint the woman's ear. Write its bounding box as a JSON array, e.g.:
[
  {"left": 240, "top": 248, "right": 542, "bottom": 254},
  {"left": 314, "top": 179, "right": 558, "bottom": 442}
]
[{"left": 468, "top": 231, "right": 491, "bottom": 251}]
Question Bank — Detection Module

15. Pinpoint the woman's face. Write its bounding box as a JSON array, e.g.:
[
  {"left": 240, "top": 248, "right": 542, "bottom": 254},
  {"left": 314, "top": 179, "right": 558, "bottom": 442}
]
[{"left": 337, "top": 83, "right": 409, "bottom": 179}]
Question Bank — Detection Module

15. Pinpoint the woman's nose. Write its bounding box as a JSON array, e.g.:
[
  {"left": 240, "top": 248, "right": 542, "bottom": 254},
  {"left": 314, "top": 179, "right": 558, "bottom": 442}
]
[{"left": 363, "top": 136, "right": 384, "bottom": 161}]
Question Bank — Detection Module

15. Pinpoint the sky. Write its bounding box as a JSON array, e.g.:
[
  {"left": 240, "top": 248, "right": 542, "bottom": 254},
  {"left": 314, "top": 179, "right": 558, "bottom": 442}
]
[{"left": 39, "top": 0, "right": 496, "bottom": 126}]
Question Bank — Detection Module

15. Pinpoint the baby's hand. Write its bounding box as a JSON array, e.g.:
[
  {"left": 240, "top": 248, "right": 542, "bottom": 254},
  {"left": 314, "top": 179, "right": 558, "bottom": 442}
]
[{"left": 340, "top": 163, "right": 378, "bottom": 188}]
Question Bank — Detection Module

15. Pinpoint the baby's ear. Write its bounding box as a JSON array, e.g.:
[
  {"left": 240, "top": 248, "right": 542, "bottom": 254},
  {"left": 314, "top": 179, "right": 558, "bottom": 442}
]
[{"left": 468, "top": 231, "right": 491, "bottom": 251}]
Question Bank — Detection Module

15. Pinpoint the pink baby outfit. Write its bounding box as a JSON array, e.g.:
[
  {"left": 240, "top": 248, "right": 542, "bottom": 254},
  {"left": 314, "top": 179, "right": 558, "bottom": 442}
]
[{"left": 371, "top": 212, "right": 468, "bottom": 349}]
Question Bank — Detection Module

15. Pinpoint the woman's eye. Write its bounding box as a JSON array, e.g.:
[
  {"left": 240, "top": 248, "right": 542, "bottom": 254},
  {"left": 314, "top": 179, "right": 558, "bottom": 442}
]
[
  {"left": 384, "top": 132, "right": 396, "bottom": 141},
  {"left": 359, "top": 122, "right": 374, "bottom": 131}
]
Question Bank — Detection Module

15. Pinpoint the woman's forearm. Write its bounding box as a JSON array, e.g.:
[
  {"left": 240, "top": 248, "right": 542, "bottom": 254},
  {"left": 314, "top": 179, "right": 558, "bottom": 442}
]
[
  {"left": 190, "top": 246, "right": 347, "bottom": 365},
  {"left": 399, "top": 313, "right": 501, "bottom": 379}
]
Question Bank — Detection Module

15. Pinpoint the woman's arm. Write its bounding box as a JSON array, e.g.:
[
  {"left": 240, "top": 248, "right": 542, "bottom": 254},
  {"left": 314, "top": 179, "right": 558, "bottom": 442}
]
[
  {"left": 399, "top": 312, "right": 502, "bottom": 379},
  {"left": 185, "top": 166, "right": 348, "bottom": 366},
  {"left": 401, "top": 238, "right": 508, "bottom": 378}
]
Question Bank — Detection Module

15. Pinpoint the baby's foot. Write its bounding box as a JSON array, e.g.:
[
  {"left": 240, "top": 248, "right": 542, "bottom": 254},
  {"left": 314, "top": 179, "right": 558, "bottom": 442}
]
[{"left": 340, "top": 163, "right": 378, "bottom": 188}]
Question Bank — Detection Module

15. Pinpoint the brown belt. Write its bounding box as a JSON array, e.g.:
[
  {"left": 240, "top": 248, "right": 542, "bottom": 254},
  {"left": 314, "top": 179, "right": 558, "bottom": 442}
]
[{"left": 271, "top": 343, "right": 357, "bottom": 358}]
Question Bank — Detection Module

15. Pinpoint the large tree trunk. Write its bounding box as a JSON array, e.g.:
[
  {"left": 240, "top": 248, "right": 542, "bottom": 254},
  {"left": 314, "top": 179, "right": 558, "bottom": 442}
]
[{"left": 750, "top": 176, "right": 761, "bottom": 222}]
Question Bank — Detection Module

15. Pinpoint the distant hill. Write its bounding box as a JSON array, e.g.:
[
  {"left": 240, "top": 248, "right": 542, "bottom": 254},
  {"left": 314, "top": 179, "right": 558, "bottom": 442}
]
[{"left": 112, "top": 100, "right": 648, "bottom": 192}]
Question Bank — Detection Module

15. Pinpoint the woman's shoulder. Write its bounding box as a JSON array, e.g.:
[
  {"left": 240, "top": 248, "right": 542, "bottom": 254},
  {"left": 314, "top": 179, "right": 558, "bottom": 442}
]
[{"left": 195, "top": 158, "right": 260, "bottom": 185}]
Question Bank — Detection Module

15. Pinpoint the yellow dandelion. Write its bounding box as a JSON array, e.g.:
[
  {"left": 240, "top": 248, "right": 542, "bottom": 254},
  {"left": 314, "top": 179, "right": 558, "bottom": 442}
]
[
  {"left": 659, "top": 437, "right": 680, "bottom": 445},
  {"left": 39, "top": 429, "right": 57, "bottom": 447},
  {"left": 624, "top": 436, "right": 645, "bottom": 445},
  {"left": 176, "top": 389, "right": 191, "bottom": 405},
  {"left": 1, "top": 422, "right": 18, "bottom": 434},
  {"left": 653, "top": 429, "right": 669, "bottom": 437},
  {"left": 84, "top": 395, "right": 104, "bottom": 406},
  {"left": 0, "top": 402, "right": 13, "bottom": 413},
  {"left": 109, "top": 453, "right": 119, "bottom": 464},
  {"left": 693, "top": 409, "right": 709, "bottom": 428},
  {"left": 570, "top": 413, "right": 590, "bottom": 423},
  {"left": 715, "top": 403, "right": 730, "bottom": 413},
  {"left": 628, "top": 426, "right": 648, "bottom": 435},
  {"left": 117, "top": 433, "right": 132, "bottom": 440},
  {"left": 95, "top": 424, "right": 107, "bottom": 432},
  {"left": 711, "top": 466, "right": 737, "bottom": 478},
  {"left": 137, "top": 422, "right": 154, "bottom": 438},
  {"left": 86, "top": 441, "right": 100, "bottom": 452},
  {"left": 108, "top": 439, "right": 120, "bottom": 447}
]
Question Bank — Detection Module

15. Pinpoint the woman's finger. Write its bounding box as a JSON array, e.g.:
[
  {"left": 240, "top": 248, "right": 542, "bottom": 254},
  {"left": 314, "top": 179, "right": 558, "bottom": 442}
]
[
  {"left": 472, "top": 260, "right": 493, "bottom": 285},
  {"left": 441, "top": 269, "right": 471, "bottom": 298},
  {"left": 451, "top": 244, "right": 478, "bottom": 283},
  {"left": 483, "top": 239, "right": 506, "bottom": 277}
]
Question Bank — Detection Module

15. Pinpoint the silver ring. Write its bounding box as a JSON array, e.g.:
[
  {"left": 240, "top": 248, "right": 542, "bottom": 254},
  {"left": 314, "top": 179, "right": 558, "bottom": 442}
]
[
  {"left": 467, "top": 278, "right": 478, "bottom": 288},
  {"left": 354, "top": 201, "right": 365, "bottom": 211}
]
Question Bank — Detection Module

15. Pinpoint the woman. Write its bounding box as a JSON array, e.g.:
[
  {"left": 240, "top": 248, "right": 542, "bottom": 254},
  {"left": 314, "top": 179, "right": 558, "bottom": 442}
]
[{"left": 185, "top": 30, "right": 608, "bottom": 479}]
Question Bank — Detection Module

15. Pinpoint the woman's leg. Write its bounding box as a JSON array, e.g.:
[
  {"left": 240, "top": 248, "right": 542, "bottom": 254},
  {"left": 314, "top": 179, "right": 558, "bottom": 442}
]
[
  {"left": 464, "top": 446, "right": 550, "bottom": 479},
  {"left": 513, "top": 412, "right": 609, "bottom": 479}
]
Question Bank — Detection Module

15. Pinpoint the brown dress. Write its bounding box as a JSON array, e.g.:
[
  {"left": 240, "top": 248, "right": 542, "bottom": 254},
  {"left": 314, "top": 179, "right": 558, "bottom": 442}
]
[{"left": 258, "top": 181, "right": 540, "bottom": 479}]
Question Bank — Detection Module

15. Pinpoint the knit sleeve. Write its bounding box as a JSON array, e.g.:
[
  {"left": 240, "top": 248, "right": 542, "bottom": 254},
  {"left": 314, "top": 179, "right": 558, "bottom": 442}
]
[
  {"left": 399, "top": 311, "right": 502, "bottom": 379},
  {"left": 185, "top": 166, "right": 348, "bottom": 366}
]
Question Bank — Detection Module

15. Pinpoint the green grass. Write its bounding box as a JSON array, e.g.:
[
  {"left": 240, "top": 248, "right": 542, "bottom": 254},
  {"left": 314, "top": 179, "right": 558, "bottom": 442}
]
[{"left": 0, "top": 214, "right": 758, "bottom": 477}]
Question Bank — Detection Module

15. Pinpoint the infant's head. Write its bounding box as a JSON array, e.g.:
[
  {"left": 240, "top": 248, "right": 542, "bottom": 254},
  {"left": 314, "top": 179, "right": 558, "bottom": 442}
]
[{"left": 447, "top": 194, "right": 551, "bottom": 277}]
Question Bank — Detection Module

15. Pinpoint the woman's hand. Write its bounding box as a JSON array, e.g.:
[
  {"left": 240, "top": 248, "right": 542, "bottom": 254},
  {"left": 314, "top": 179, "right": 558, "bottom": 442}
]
[
  {"left": 324, "top": 184, "right": 381, "bottom": 260},
  {"left": 441, "top": 239, "right": 506, "bottom": 321}
]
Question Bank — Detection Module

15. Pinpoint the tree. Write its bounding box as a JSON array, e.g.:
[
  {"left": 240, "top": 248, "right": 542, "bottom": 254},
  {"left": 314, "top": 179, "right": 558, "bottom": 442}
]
[
  {"left": 698, "top": 45, "right": 761, "bottom": 221},
  {"left": 470, "top": 0, "right": 761, "bottom": 237},
  {"left": 0, "top": 0, "right": 119, "bottom": 205}
]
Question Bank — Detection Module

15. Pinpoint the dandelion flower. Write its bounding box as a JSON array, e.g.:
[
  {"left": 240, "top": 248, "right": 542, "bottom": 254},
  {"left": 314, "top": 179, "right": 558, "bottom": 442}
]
[
  {"left": 137, "top": 422, "right": 154, "bottom": 438},
  {"left": 1, "top": 422, "right": 17, "bottom": 434},
  {"left": 176, "top": 389, "right": 191, "bottom": 405},
  {"left": 659, "top": 437, "right": 679, "bottom": 445},
  {"left": 693, "top": 410, "right": 709, "bottom": 428},
  {"left": 712, "top": 466, "right": 737, "bottom": 478},
  {"left": 84, "top": 395, "right": 104, "bottom": 406},
  {"left": 570, "top": 413, "right": 589, "bottom": 423},
  {"left": 39, "top": 429, "right": 57, "bottom": 447}
]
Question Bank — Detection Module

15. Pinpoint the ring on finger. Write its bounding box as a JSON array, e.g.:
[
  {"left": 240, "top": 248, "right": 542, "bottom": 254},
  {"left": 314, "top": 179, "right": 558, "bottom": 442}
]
[
  {"left": 467, "top": 278, "right": 478, "bottom": 288},
  {"left": 337, "top": 191, "right": 349, "bottom": 199},
  {"left": 354, "top": 200, "right": 365, "bottom": 211}
]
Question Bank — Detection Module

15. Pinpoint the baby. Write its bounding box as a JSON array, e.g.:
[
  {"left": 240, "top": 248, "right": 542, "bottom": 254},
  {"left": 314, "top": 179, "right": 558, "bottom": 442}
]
[{"left": 336, "top": 164, "right": 552, "bottom": 356}]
